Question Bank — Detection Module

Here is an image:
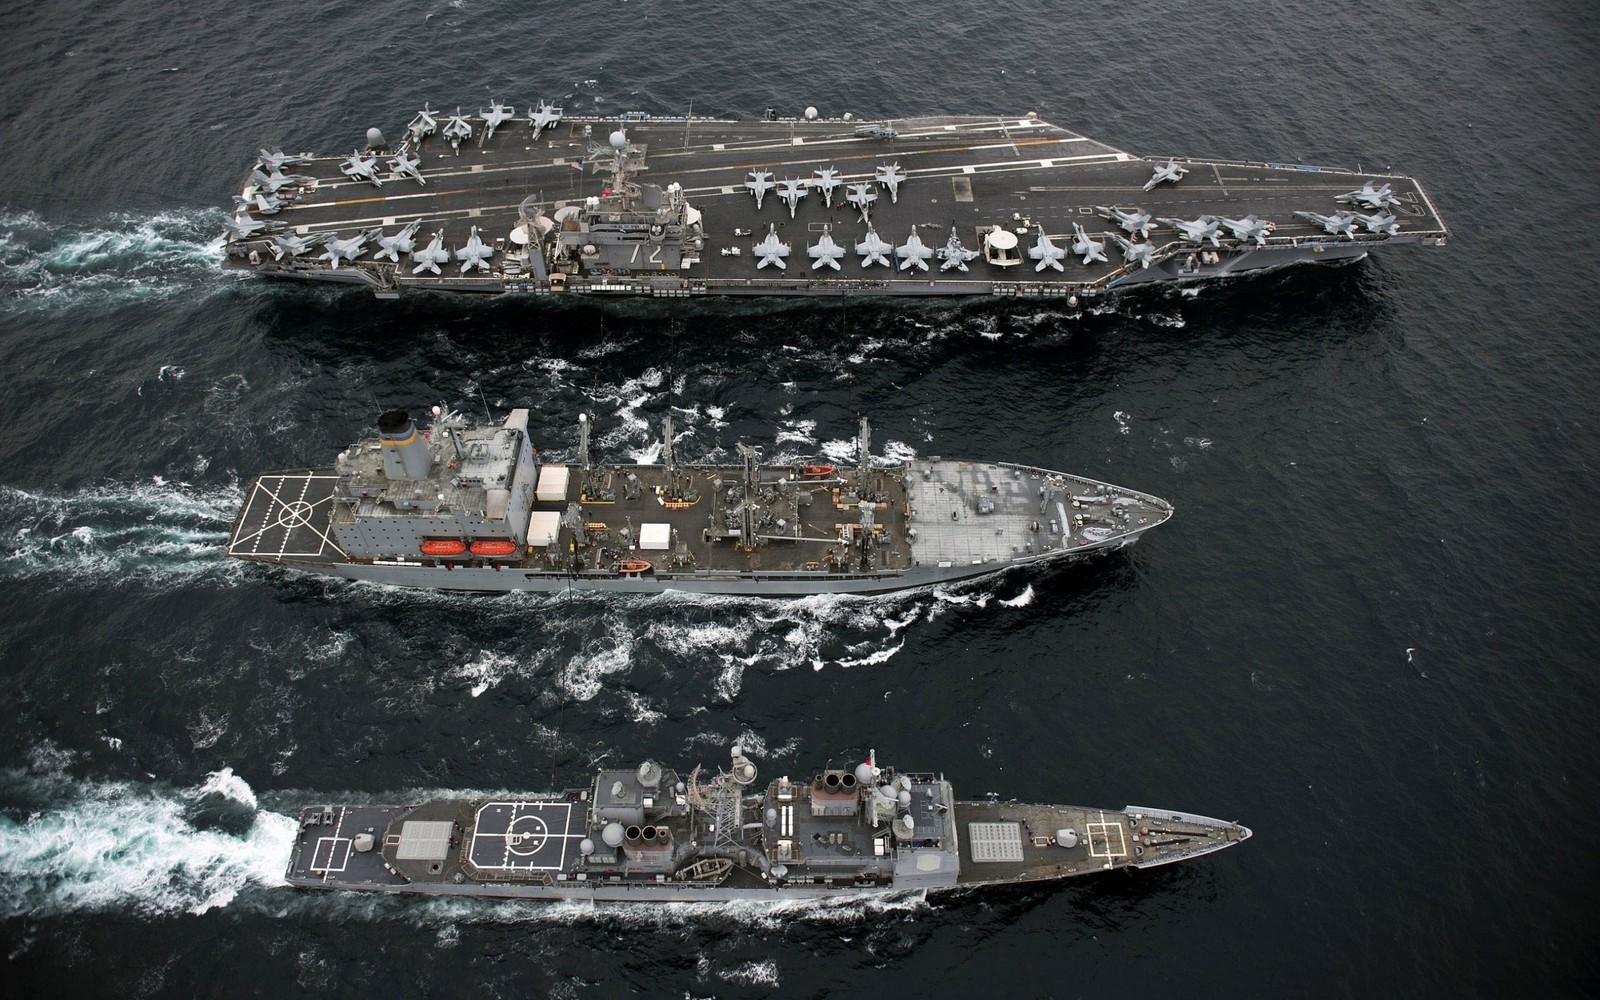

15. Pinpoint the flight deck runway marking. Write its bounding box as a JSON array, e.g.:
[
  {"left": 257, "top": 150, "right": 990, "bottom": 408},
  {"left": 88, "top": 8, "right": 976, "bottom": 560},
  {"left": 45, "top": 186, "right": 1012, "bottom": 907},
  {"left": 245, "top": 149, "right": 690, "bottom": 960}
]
[{"left": 468, "top": 800, "right": 585, "bottom": 872}]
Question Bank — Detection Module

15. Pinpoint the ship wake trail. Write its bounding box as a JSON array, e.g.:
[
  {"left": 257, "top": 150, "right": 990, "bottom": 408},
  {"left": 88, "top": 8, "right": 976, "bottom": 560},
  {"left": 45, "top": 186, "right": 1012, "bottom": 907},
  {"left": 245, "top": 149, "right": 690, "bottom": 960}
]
[
  {"left": 0, "top": 480, "right": 244, "bottom": 589},
  {"left": 0, "top": 208, "right": 238, "bottom": 317},
  {"left": 0, "top": 767, "right": 294, "bottom": 918}
]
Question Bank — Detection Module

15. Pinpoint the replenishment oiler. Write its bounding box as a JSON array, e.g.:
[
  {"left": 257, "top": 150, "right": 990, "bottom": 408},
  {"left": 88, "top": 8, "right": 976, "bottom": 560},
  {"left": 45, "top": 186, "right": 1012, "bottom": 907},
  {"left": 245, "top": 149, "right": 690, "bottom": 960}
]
[
  {"left": 221, "top": 102, "right": 1448, "bottom": 299},
  {"left": 226, "top": 407, "right": 1173, "bottom": 596},
  {"left": 285, "top": 744, "right": 1251, "bottom": 902}
]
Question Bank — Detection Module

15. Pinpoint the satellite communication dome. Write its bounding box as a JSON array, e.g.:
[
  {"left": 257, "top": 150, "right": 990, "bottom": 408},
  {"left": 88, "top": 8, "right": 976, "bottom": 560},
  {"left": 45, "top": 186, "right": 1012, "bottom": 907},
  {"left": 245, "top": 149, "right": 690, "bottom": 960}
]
[
  {"left": 602, "top": 822, "right": 625, "bottom": 848},
  {"left": 610, "top": 129, "right": 628, "bottom": 149},
  {"left": 366, "top": 127, "right": 386, "bottom": 148},
  {"left": 804, "top": 106, "right": 818, "bottom": 120}
]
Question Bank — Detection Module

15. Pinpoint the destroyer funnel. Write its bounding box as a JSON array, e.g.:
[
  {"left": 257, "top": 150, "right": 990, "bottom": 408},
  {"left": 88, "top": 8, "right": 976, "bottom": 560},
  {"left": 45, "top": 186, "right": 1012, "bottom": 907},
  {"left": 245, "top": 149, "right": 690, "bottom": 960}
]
[{"left": 378, "top": 410, "right": 431, "bottom": 480}]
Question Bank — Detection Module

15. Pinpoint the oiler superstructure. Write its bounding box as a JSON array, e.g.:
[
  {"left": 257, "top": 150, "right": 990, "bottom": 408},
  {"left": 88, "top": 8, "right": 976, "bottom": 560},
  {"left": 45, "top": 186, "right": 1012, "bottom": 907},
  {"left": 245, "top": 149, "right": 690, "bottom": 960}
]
[
  {"left": 285, "top": 745, "right": 1251, "bottom": 901},
  {"left": 227, "top": 406, "right": 1174, "bottom": 596}
]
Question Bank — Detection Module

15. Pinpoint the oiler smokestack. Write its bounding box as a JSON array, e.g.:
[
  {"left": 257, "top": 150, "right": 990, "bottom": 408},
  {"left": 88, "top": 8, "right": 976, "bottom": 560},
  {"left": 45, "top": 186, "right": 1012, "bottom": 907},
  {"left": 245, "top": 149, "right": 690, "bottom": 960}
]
[{"left": 378, "top": 410, "right": 432, "bottom": 480}]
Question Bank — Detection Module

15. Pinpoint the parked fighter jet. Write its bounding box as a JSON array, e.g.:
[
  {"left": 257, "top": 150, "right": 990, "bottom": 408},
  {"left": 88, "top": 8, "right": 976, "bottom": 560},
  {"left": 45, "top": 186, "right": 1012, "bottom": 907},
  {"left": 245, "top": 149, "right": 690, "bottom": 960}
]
[
  {"left": 257, "top": 148, "right": 311, "bottom": 173},
  {"left": 1221, "top": 214, "right": 1273, "bottom": 245},
  {"left": 407, "top": 105, "right": 437, "bottom": 144},
  {"left": 1336, "top": 181, "right": 1399, "bottom": 211},
  {"left": 855, "top": 226, "right": 893, "bottom": 268},
  {"left": 410, "top": 230, "right": 450, "bottom": 274},
  {"left": 875, "top": 162, "right": 907, "bottom": 203},
  {"left": 249, "top": 166, "right": 311, "bottom": 194},
  {"left": 1294, "top": 210, "right": 1360, "bottom": 238},
  {"left": 812, "top": 166, "right": 842, "bottom": 208},
  {"left": 442, "top": 109, "right": 473, "bottom": 153},
  {"left": 1354, "top": 211, "right": 1400, "bottom": 237},
  {"left": 233, "top": 191, "right": 285, "bottom": 215},
  {"left": 1143, "top": 158, "right": 1188, "bottom": 192},
  {"left": 744, "top": 170, "right": 776, "bottom": 210},
  {"left": 388, "top": 151, "right": 425, "bottom": 186},
  {"left": 341, "top": 149, "right": 382, "bottom": 186},
  {"left": 319, "top": 229, "right": 379, "bottom": 269},
  {"left": 845, "top": 182, "right": 877, "bottom": 222},
  {"left": 752, "top": 223, "right": 790, "bottom": 269},
  {"left": 480, "top": 101, "right": 515, "bottom": 139},
  {"left": 1109, "top": 233, "right": 1157, "bottom": 269},
  {"left": 895, "top": 229, "right": 934, "bottom": 272},
  {"left": 1096, "top": 205, "right": 1154, "bottom": 238},
  {"left": 373, "top": 221, "right": 423, "bottom": 263},
  {"left": 269, "top": 232, "right": 326, "bottom": 260},
  {"left": 455, "top": 226, "right": 495, "bottom": 273},
  {"left": 807, "top": 226, "right": 845, "bottom": 270},
  {"left": 854, "top": 124, "right": 898, "bottom": 139},
  {"left": 937, "top": 230, "right": 978, "bottom": 272},
  {"left": 528, "top": 100, "right": 563, "bottom": 136},
  {"left": 1159, "top": 215, "right": 1223, "bottom": 247},
  {"left": 1028, "top": 229, "right": 1067, "bottom": 272},
  {"left": 776, "top": 178, "right": 808, "bottom": 219},
  {"left": 1070, "top": 224, "right": 1108, "bottom": 265},
  {"left": 222, "top": 214, "right": 268, "bottom": 240}
]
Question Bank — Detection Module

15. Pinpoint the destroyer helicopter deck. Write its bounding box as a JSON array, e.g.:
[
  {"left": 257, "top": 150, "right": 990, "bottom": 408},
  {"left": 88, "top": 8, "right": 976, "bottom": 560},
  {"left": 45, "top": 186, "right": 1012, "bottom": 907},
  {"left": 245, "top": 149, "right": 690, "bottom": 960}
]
[{"left": 223, "top": 110, "right": 1448, "bottom": 298}]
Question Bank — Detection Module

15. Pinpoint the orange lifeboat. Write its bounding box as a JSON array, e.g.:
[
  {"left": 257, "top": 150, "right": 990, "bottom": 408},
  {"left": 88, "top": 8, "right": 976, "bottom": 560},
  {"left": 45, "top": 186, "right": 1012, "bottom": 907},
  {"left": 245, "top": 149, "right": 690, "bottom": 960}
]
[
  {"left": 801, "top": 463, "right": 836, "bottom": 478},
  {"left": 617, "top": 559, "right": 653, "bottom": 576},
  {"left": 469, "top": 539, "right": 519, "bottom": 558},
  {"left": 419, "top": 539, "right": 467, "bottom": 557}
]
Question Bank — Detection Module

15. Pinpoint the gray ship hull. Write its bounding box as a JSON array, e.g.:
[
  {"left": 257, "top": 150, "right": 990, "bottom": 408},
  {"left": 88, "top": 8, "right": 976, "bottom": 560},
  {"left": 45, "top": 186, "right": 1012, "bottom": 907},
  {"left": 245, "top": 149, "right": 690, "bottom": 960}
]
[{"left": 223, "top": 112, "right": 1445, "bottom": 300}]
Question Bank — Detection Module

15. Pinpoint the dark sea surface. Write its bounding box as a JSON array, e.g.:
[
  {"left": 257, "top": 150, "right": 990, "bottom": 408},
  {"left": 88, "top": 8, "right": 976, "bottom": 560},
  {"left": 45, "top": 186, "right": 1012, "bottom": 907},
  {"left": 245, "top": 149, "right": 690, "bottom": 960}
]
[{"left": 2, "top": 0, "right": 1597, "bottom": 995}]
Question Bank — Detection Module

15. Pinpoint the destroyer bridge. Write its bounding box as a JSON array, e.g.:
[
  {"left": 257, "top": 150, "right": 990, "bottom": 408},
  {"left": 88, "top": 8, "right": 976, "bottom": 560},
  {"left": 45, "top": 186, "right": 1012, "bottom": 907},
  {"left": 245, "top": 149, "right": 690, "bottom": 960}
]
[
  {"left": 283, "top": 745, "right": 1252, "bottom": 902},
  {"left": 226, "top": 407, "right": 1173, "bottom": 596},
  {"left": 222, "top": 105, "right": 1448, "bottom": 299}
]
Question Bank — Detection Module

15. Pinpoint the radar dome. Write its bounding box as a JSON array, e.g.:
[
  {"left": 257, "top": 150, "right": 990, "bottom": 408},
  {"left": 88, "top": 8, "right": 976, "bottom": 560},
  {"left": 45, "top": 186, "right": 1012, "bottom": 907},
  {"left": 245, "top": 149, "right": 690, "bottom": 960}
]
[
  {"left": 601, "top": 822, "right": 624, "bottom": 848},
  {"left": 609, "top": 129, "right": 628, "bottom": 149},
  {"left": 804, "top": 106, "right": 818, "bottom": 120},
  {"left": 366, "top": 127, "right": 386, "bottom": 148},
  {"left": 854, "top": 762, "right": 875, "bottom": 784},
  {"left": 579, "top": 838, "right": 595, "bottom": 855}
]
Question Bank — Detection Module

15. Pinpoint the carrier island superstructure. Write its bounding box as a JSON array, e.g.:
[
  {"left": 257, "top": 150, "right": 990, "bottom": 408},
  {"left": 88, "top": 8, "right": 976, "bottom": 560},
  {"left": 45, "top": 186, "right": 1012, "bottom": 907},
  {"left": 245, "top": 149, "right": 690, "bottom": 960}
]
[
  {"left": 285, "top": 744, "right": 1251, "bottom": 902},
  {"left": 226, "top": 407, "right": 1172, "bottom": 596},
  {"left": 222, "top": 104, "right": 1448, "bottom": 300}
]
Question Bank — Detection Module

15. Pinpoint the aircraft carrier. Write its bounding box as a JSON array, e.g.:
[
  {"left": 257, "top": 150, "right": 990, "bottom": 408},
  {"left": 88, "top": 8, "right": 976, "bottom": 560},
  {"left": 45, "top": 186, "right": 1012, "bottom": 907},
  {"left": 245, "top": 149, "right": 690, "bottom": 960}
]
[
  {"left": 284, "top": 744, "right": 1251, "bottom": 902},
  {"left": 221, "top": 103, "right": 1448, "bottom": 300},
  {"left": 226, "top": 406, "right": 1172, "bottom": 596}
]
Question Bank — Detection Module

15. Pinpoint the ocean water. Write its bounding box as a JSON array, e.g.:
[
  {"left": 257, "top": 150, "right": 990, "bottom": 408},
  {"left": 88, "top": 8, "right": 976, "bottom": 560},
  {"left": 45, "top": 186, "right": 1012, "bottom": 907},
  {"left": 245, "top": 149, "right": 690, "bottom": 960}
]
[{"left": 2, "top": 0, "right": 1597, "bottom": 995}]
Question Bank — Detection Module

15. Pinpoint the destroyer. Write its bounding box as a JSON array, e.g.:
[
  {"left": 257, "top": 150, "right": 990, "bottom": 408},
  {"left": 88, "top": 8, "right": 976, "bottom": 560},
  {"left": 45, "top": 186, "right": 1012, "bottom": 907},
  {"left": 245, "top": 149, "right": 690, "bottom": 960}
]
[
  {"left": 227, "top": 407, "right": 1172, "bottom": 596},
  {"left": 285, "top": 744, "right": 1251, "bottom": 901},
  {"left": 222, "top": 104, "right": 1447, "bottom": 299}
]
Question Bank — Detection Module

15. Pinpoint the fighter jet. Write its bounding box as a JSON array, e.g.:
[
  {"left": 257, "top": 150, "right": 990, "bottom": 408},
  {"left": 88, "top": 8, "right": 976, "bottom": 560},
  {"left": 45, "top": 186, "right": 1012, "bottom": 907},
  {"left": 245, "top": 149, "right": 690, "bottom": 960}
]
[
  {"left": 895, "top": 229, "right": 934, "bottom": 272},
  {"left": 1095, "top": 205, "right": 1154, "bottom": 239},
  {"left": 1294, "top": 210, "right": 1360, "bottom": 238},
  {"left": 854, "top": 124, "right": 898, "bottom": 139},
  {"left": 1221, "top": 214, "right": 1273, "bottom": 246},
  {"left": 233, "top": 191, "right": 285, "bottom": 215},
  {"left": 480, "top": 101, "right": 516, "bottom": 139},
  {"left": 257, "top": 148, "right": 311, "bottom": 173},
  {"left": 751, "top": 223, "right": 790, "bottom": 269},
  {"left": 1336, "top": 181, "right": 1399, "bottom": 211},
  {"left": 855, "top": 225, "right": 894, "bottom": 268},
  {"left": 341, "top": 149, "right": 382, "bottom": 186},
  {"left": 407, "top": 104, "right": 438, "bottom": 144},
  {"left": 319, "top": 229, "right": 378, "bottom": 269},
  {"left": 1143, "top": 158, "right": 1189, "bottom": 192},
  {"left": 845, "top": 182, "right": 877, "bottom": 222},
  {"left": 455, "top": 226, "right": 495, "bottom": 273},
  {"left": 776, "top": 178, "right": 808, "bottom": 219},
  {"left": 1109, "top": 233, "right": 1157, "bottom": 269},
  {"left": 528, "top": 99, "right": 563, "bottom": 136},
  {"left": 1159, "top": 215, "right": 1223, "bottom": 247},
  {"left": 373, "top": 221, "right": 423, "bottom": 263},
  {"left": 410, "top": 230, "right": 450, "bottom": 274},
  {"left": 269, "top": 231, "right": 326, "bottom": 260},
  {"left": 875, "top": 162, "right": 907, "bottom": 203},
  {"left": 222, "top": 214, "right": 268, "bottom": 240},
  {"left": 1354, "top": 211, "right": 1400, "bottom": 237},
  {"left": 744, "top": 170, "right": 776, "bottom": 211},
  {"left": 1027, "top": 229, "right": 1067, "bottom": 272},
  {"left": 388, "top": 150, "right": 426, "bottom": 186},
  {"left": 807, "top": 225, "right": 845, "bottom": 271},
  {"left": 937, "top": 230, "right": 978, "bottom": 272},
  {"left": 442, "top": 109, "right": 473, "bottom": 154},
  {"left": 1070, "top": 223, "right": 1108, "bottom": 265},
  {"left": 812, "top": 166, "right": 842, "bottom": 208},
  {"left": 249, "top": 166, "right": 311, "bottom": 194}
]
